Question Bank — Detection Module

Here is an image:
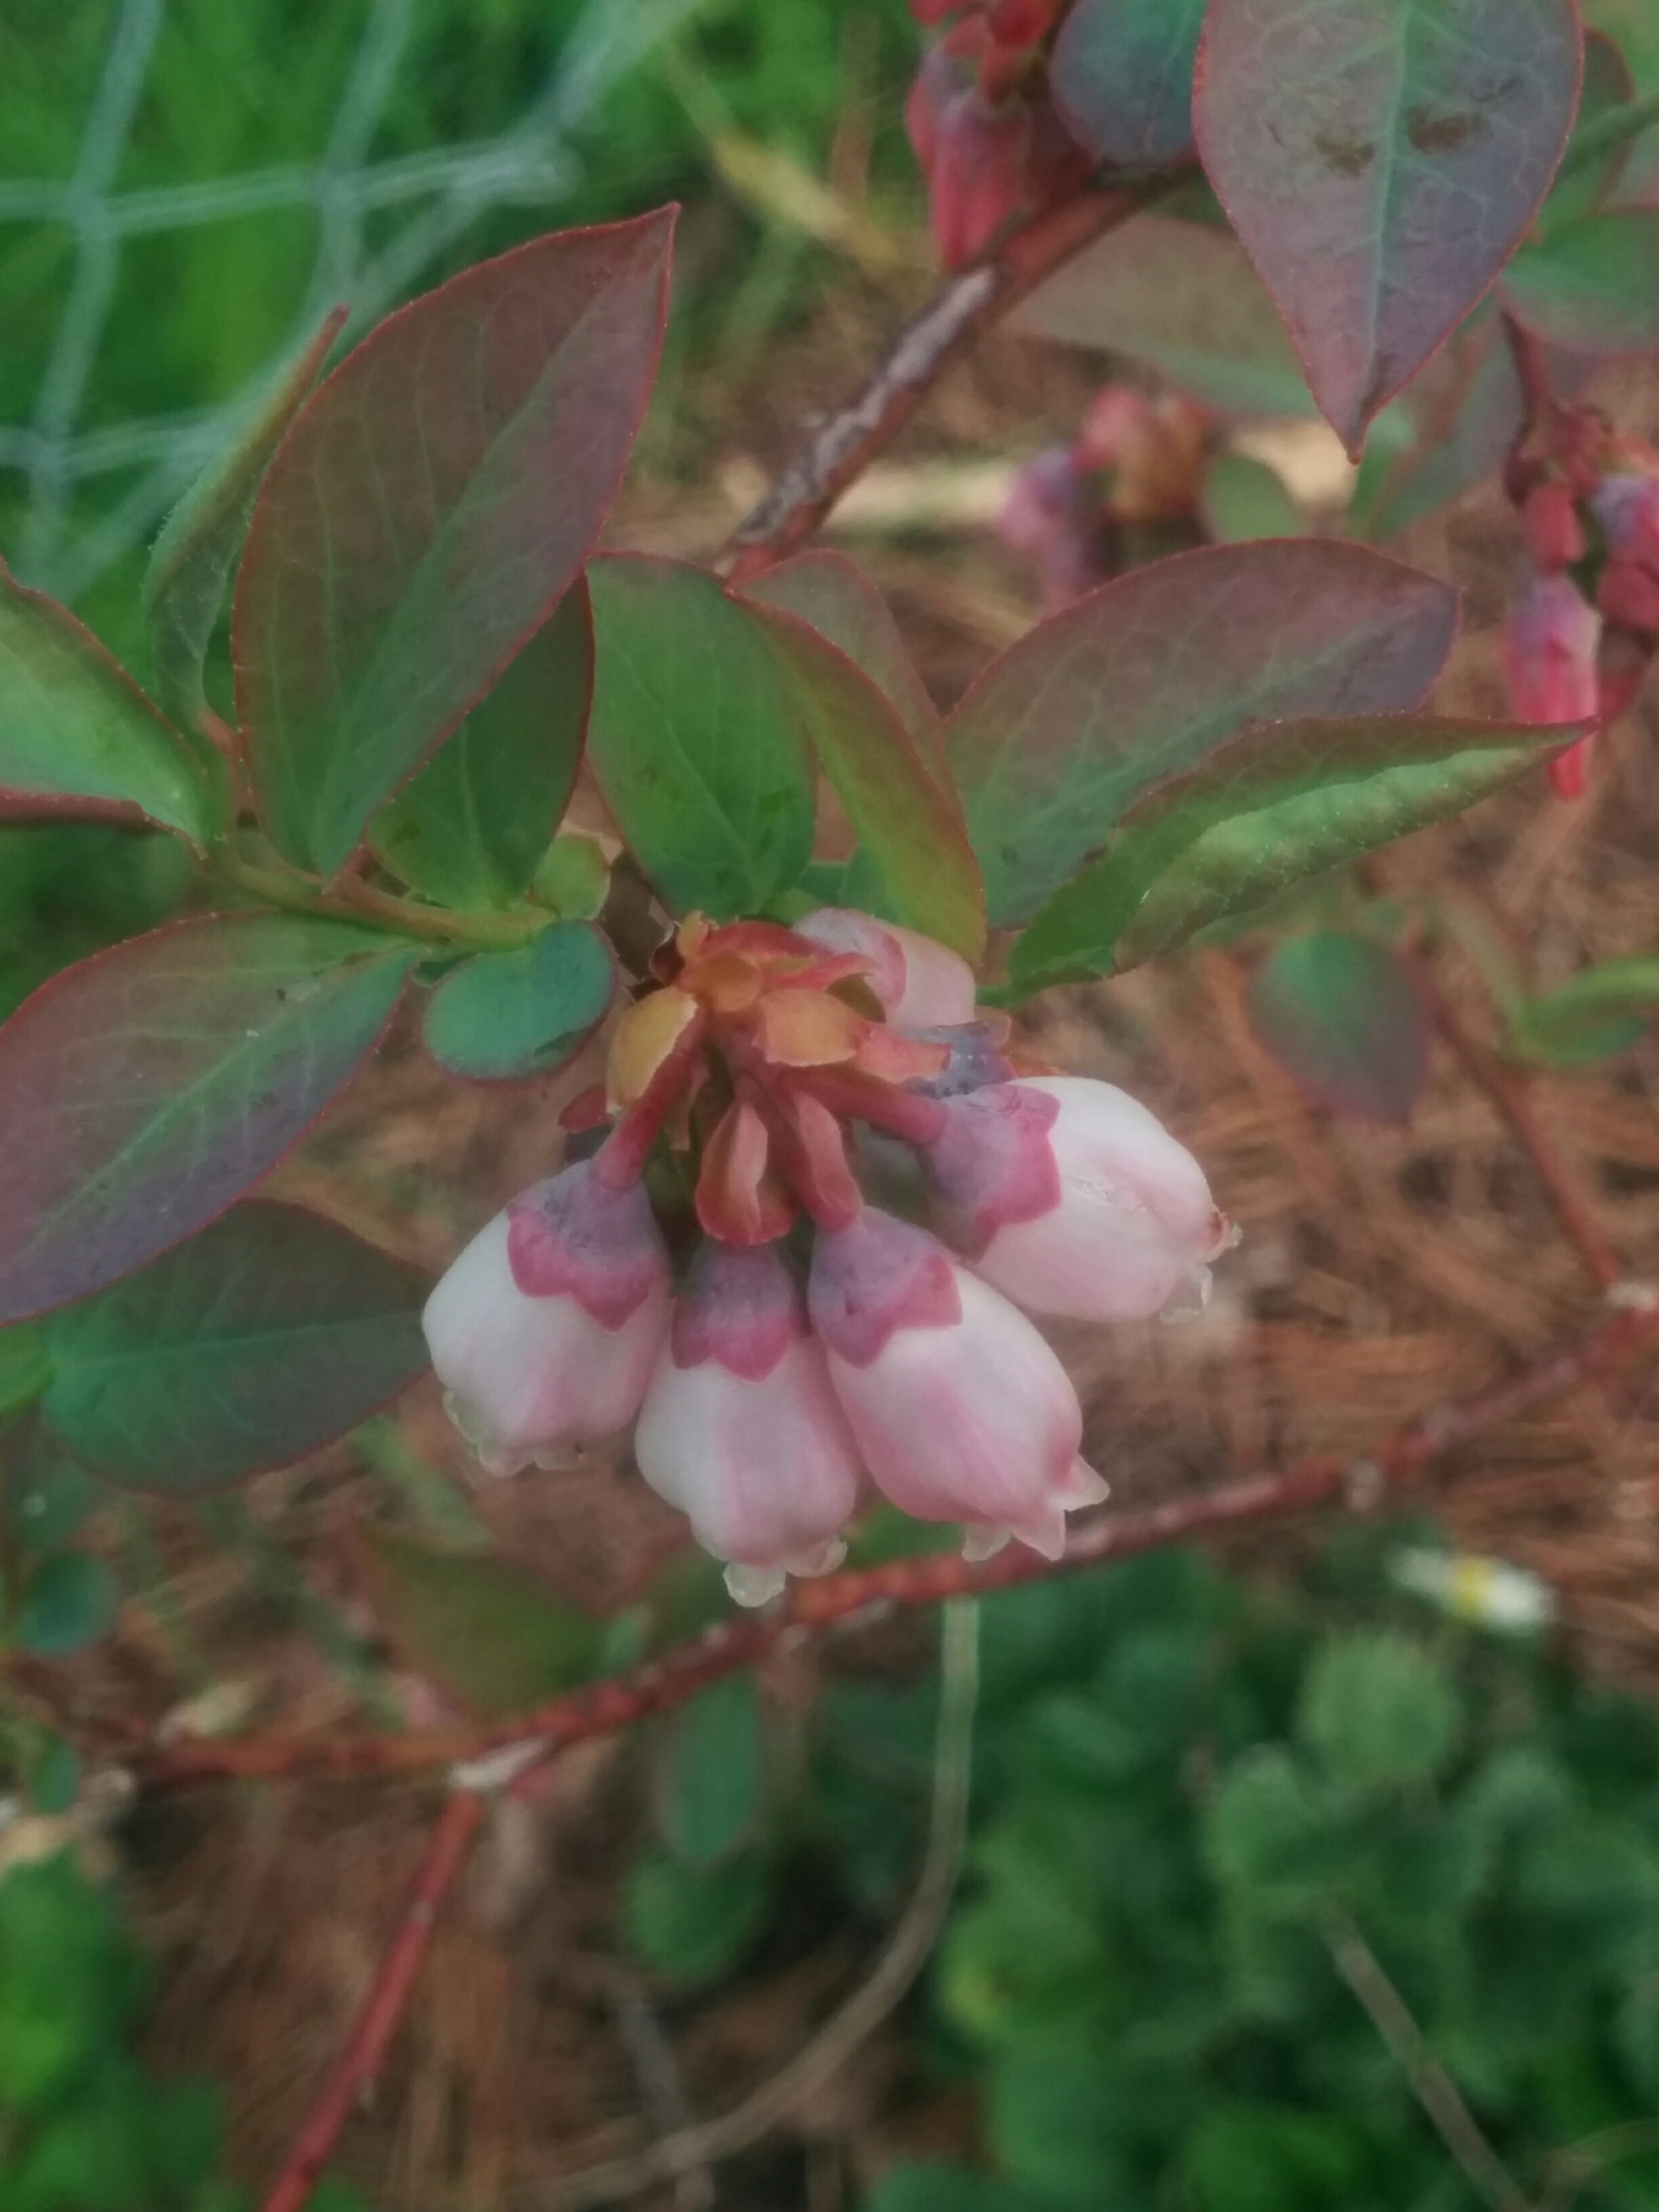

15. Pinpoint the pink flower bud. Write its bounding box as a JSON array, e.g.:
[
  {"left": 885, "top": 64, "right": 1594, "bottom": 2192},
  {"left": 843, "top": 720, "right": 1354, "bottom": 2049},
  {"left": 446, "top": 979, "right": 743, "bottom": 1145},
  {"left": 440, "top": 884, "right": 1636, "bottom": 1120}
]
[
  {"left": 1502, "top": 570, "right": 1602, "bottom": 727},
  {"left": 423, "top": 1162, "right": 670, "bottom": 1475},
  {"left": 634, "top": 1243, "right": 861, "bottom": 1607},
  {"left": 1548, "top": 735, "right": 1596, "bottom": 802},
  {"left": 1598, "top": 556, "right": 1659, "bottom": 635},
  {"left": 986, "top": 0, "right": 1057, "bottom": 49},
  {"left": 929, "top": 87, "right": 1031, "bottom": 268},
  {"left": 809, "top": 1208, "right": 1106, "bottom": 1560},
  {"left": 1519, "top": 481, "right": 1585, "bottom": 573},
  {"left": 998, "top": 446, "right": 1087, "bottom": 554},
  {"left": 796, "top": 908, "right": 978, "bottom": 1029},
  {"left": 926, "top": 1077, "right": 1229, "bottom": 1324}
]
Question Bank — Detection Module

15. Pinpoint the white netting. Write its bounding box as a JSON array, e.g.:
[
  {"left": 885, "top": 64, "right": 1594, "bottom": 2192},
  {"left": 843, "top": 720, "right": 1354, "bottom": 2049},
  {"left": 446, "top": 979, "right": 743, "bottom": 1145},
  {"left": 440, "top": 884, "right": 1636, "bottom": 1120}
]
[{"left": 1, "top": 0, "right": 705, "bottom": 605}]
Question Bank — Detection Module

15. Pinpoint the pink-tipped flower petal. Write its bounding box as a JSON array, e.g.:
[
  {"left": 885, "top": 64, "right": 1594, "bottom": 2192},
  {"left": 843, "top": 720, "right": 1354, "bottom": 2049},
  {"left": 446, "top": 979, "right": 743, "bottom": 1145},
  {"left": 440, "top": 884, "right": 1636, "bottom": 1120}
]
[
  {"left": 424, "top": 1164, "right": 670, "bottom": 1475},
  {"left": 1502, "top": 568, "right": 1602, "bottom": 728},
  {"left": 809, "top": 1207, "right": 1100, "bottom": 1559},
  {"left": 634, "top": 1242, "right": 861, "bottom": 1605},
  {"left": 926, "top": 1076, "right": 1229, "bottom": 1324},
  {"left": 797, "top": 908, "right": 978, "bottom": 1030}
]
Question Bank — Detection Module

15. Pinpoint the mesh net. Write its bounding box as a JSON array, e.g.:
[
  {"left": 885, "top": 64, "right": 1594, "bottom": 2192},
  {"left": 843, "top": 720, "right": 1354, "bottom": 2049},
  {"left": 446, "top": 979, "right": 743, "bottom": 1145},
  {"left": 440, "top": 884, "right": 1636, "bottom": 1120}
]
[{"left": 1, "top": 0, "right": 705, "bottom": 608}]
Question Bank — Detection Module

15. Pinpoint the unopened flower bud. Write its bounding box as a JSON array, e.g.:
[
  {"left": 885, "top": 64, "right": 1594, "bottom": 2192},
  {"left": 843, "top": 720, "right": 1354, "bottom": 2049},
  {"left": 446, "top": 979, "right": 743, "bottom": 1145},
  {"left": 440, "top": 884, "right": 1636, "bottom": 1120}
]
[
  {"left": 1598, "top": 556, "right": 1659, "bottom": 635},
  {"left": 809, "top": 1208, "right": 1106, "bottom": 1560},
  {"left": 1502, "top": 569, "right": 1601, "bottom": 727},
  {"left": 929, "top": 86, "right": 1031, "bottom": 268},
  {"left": 1519, "top": 480, "right": 1585, "bottom": 572},
  {"left": 424, "top": 1162, "right": 670, "bottom": 1475},
  {"left": 797, "top": 908, "right": 978, "bottom": 1030},
  {"left": 924, "top": 1076, "right": 1229, "bottom": 1324},
  {"left": 1593, "top": 468, "right": 1659, "bottom": 572},
  {"left": 635, "top": 1242, "right": 860, "bottom": 1607}
]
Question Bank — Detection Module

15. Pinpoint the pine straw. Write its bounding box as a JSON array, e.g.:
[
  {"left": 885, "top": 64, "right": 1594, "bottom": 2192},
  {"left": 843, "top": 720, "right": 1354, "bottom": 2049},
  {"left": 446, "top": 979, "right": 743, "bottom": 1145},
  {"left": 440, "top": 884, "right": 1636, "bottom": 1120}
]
[{"left": 103, "top": 326, "right": 1659, "bottom": 2205}]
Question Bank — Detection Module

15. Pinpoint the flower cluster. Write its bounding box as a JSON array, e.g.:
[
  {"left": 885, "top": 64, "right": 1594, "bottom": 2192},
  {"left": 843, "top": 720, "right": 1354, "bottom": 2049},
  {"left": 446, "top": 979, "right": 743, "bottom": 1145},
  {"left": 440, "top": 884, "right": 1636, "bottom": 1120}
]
[
  {"left": 998, "top": 388, "right": 1213, "bottom": 611},
  {"left": 1503, "top": 417, "right": 1659, "bottom": 799},
  {"left": 905, "top": 0, "right": 1087, "bottom": 269},
  {"left": 424, "top": 909, "right": 1231, "bottom": 1607}
]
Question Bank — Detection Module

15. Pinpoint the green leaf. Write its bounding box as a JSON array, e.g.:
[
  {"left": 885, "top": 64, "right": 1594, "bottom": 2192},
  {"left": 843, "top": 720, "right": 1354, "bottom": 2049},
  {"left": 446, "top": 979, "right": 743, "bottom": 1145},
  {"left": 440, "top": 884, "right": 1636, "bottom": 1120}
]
[
  {"left": 1250, "top": 931, "right": 1429, "bottom": 1122},
  {"left": 41, "top": 1202, "right": 430, "bottom": 1492},
  {"left": 0, "top": 562, "right": 209, "bottom": 843},
  {"left": 1506, "top": 952, "right": 1659, "bottom": 1068},
  {"left": 989, "top": 2044, "right": 1133, "bottom": 2203},
  {"left": 422, "top": 924, "right": 614, "bottom": 1083},
  {"left": 660, "top": 1674, "right": 762, "bottom": 1869},
  {"left": 1504, "top": 207, "right": 1659, "bottom": 351},
  {"left": 864, "top": 2163, "right": 1029, "bottom": 2212},
  {"left": 0, "top": 915, "right": 417, "bottom": 1325},
  {"left": 623, "top": 1845, "right": 771, "bottom": 1986},
  {"left": 1017, "top": 214, "right": 1320, "bottom": 417},
  {"left": 17, "top": 1550, "right": 119, "bottom": 1657},
  {"left": 1200, "top": 452, "right": 1305, "bottom": 543},
  {"left": 369, "top": 583, "right": 593, "bottom": 910},
  {"left": 1010, "top": 714, "right": 1554, "bottom": 991},
  {"left": 744, "top": 594, "right": 985, "bottom": 959},
  {"left": 26, "top": 1734, "right": 81, "bottom": 1816},
  {"left": 237, "top": 211, "right": 672, "bottom": 877},
  {"left": 740, "top": 548, "right": 945, "bottom": 774},
  {"left": 948, "top": 542, "right": 1457, "bottom": 929},
  {"left": 1182, "top": 2105, "right": 1367, "bottom": 2212},
  {"left": 1202, "top": 1747, "right": 1347, "bottom": 1904},
  {"left": 0, "top": 1326, "right": 52, "bottom": 1422},
  {"left": 533, "top": 834, "right": 611, "bottom": 920},
  {"left": 143, "top": 308, "right": 344, "bottom": 740},
  {"left": 1297, "top": 1632, "right": 1462, "bottom": 1788},
  {"left": 1195, "top": 0, "right": 1582, "bottom": 453},
  {"left": 1349, "top": 313, "right": 1525, "bottom": 539},
  {"left": 1539, "top": 32, "right": 1638, "bottom": 232},
  {"left": 1050, "top": 0, "right": 1206, "bottom": 165},
  {"left": 356, "top": 1525, "right": 605, "bottom": 1715},
  {"left": 586, "top": 555, "right": 817, "bottom": 919}
]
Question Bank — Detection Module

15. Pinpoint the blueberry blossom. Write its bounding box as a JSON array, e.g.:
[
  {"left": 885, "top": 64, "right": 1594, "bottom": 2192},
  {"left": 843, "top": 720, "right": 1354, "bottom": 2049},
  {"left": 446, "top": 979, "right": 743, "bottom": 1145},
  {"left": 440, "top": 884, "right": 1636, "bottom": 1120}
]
[{"left": 634, "top": 1241, "right": 861, "bottom": 1607}]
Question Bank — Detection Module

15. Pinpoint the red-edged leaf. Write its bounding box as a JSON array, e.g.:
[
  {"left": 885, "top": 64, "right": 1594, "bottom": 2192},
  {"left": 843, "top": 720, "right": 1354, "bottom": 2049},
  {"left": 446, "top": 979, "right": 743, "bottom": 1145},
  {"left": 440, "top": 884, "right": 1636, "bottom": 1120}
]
[
  {"left": 1195, "top": 0, "right": 1582, "bottom": 455},
  {"left": 41, "top": 1202, "right": 429, "bottom": 1491},
  {"left": 0, "top": 915, "right": 416, "bottom": 1324},
  {"left": 947, "top": 541, "right": 1458, "bottom": 927},
  {"left": 422, "top": 922, "right": 615, "bottom": 1083},
  {"left": 144, "top": 308, "right": 346, "bottom": 739},
  {"left": 0, "top": 562, "right": 209, "bottom": 842},
  {"left": 235, "top": 210, "right": 674, "bottom": 878},
  {"left": 1502, "top": 207, "right": 1659, "bottom": 352},
  {"left": 1348, "top": 311, "right": 1525, "bottom": 539},
  {"left": 740, "top": 550, "right": 946, "bottom": 773},
  {"left": 1051, "top": 0, "right": 1208, "bottom": 165},
  {"left": 1009, "top": 714, "right": 1572, "bottom": 990},
  {"left": 1250, "top": 930, "right": 1430, "bottom": 1122},
  {"left": 371, "top": 581, "right": 594, "bottom": 910},
  {"left": 743, "top": 599, "right": 985, "bottom": 961}
]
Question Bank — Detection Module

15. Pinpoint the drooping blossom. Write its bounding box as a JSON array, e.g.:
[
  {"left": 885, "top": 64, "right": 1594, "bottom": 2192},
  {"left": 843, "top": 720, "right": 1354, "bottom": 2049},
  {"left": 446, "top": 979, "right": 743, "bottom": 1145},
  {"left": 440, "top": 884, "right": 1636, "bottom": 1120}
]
[
  {"left": 1502, "top": 567, "right": 1603, "bottom": 802},
  {"left": 924, "top": 1076, "right": 1231, "bottom": 1323},
  {"left": 634, "top": 1241, "right": 861, "bottom": 1607},
  {"left": 423, "top": 1160, "right": 671, "bottom": 1475},
  {"left": 809, "top": 1206, "right": 1107, "bottom": 1561}
]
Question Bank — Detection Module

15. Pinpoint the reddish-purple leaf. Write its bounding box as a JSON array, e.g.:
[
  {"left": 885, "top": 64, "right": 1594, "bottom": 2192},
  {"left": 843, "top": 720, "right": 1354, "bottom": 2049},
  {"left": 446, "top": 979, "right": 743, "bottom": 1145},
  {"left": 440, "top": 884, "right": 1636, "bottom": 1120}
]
[
  {"left": 41, "top": 1203, "right": 429, "bottom": 1492},
  {"left": 741, "top": 550, "right": 946, "bottom": 775},
  {"left": 1250, "top": 930, "right": 1430, "bottom": 1122},
  {"left": 1195, "top": 0, "right": 1582, "bottom": 455},
  {"left": 0, "top": 562, "right": 209, "bottom": 842},
  {"left": 234, "top": 209, "right": 674, "bottom": 878},
  {"left": 0, "top": 915, "right": 417, "bottom": 1325},
  {"left": 947, "top": 541, "right": 1459, "bottom": 926}
]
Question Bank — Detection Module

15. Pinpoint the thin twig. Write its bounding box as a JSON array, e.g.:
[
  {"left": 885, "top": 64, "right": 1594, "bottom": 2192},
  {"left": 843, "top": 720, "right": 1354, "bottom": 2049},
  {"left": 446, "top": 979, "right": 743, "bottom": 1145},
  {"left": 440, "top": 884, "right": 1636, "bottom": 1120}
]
[
  {"left": 1406, "top": 951, "right": 1626, "bottom": 1293},
  {"left": 136, "top": 1296, "right": 1659, "bottom": 1794},
  {"left": 548, "top": 1598, "right": 981, "bottom": 2209},
  {"left": 258, "top": 1788, "right": 485, "bottom": 2212},
  {"left": 723, "top": 182, "right": 1162, "bottom": 579},
  {"left": 1322, "top": 1906, "right": 1534, "bottom": 2212}
]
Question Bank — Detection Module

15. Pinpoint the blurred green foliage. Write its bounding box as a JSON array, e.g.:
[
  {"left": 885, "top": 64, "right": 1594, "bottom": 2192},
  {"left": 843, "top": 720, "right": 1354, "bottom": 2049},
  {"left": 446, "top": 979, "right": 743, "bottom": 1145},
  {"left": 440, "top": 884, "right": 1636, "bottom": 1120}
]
[
  {"left": 623, "top": 1523, "right": 1659, "bottom": 2211},
  {"left": 0, "top": 1849, "right": 367, "bottom": 2211}
]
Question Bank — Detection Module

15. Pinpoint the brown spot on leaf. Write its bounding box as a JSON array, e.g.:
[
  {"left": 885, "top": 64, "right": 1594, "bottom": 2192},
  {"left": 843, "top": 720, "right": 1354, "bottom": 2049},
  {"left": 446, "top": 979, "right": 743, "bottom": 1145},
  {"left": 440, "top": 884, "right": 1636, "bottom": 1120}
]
[
  {"left": 1406, "top": 106, "right": 1487, "bottom": 155},
  {"left": 1313, "top": 130, "right": 1376, "bottom": 178}
]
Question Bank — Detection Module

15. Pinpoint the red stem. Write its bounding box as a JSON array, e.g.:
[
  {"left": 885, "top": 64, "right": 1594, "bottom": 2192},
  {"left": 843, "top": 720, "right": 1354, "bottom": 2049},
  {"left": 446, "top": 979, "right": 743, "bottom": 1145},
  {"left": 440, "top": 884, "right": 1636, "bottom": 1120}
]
[
  {"left": 259, "top": 1788, "right": 485, "bottom": 2212},
  {"left": 138, "top": 1297, "right": 1659, "bottom": 1795},
  {"left": 724, "top": 182, "right": 1153, "bottom": 579}
]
